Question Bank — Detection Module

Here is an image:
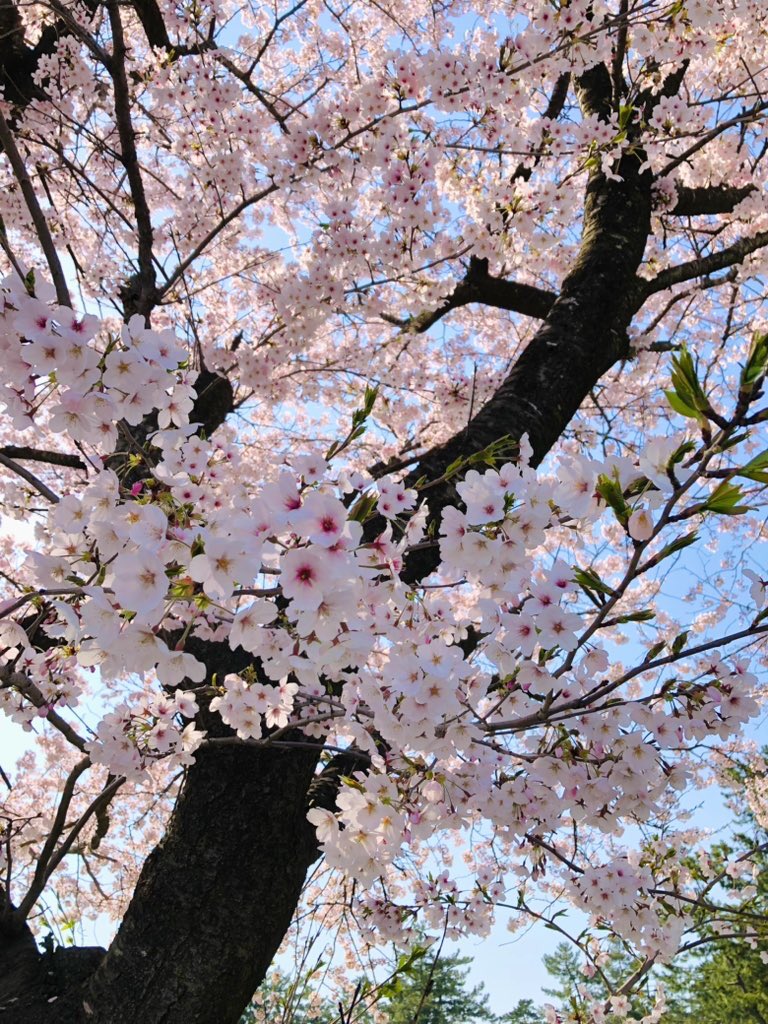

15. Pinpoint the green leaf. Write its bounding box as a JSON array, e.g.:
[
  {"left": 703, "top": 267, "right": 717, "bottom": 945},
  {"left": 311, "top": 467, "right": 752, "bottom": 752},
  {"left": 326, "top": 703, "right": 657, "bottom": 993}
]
[
  {"left": 618, "top": 104, "right": 635, "bottom": 129},
  {"left": 442, "top": 453, "right": 466, "bottom": 479},
  {"left": 703, "top": 481, "right": 755, "bottom": 516},
  {"left": 430, "top": 435, "right": 519, "bottom": 489},
  {"left": 664, "top": 389, "right": 700, "bottom": 420},
  {"left": 670, "top": 347, "right": 710, "bottom": 413},
  {"left": 324, "top": 386, "right": 379, "bottom": 461},
  {"left": 718, "top": 431, "right": 748, "bottom": 452},
  {"left": 363, "top": 384, "right": 379, "bottom": 415},
  {"left": 671, "top": 630, "right": 689, "bottom": 655},
  {"left": 737, "top": 449, "right": 768, "bottom": 484},
  {"left": 653, "top": 531, "right": 699, "bottom": 563},
  {"left": 615, "top": 609, "right": 656, "bottom": 624},
  {"left": 395, "top": 945, "right": 429, "bottom": 978},
  {"left": 573, "top": 566, "right": 615, "bottom": 597},
  {"left": 596, "top": 473, "right": 630, "bottom": 524},
  {"left": 349, "top": 491, "right": 379, "bottom": 523},
  {"left": 644, "top": 641, "right": 666, "bottom": 661},
  {"left": 740, "top": 331, "right": 768, "bottom": 391},
  {"left": 669, "top": 439, "right": 697, "bottom": 465}
]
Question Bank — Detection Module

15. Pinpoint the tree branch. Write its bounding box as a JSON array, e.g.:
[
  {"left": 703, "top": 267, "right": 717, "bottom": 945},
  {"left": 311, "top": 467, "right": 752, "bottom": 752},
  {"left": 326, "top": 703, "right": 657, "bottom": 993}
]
[
  {"left": 0, "top": 446, "right": 86, "bottom": 470},
  {"left": 107, "top": 0, "right": 157, "bottom": 320},
  {"left": 398, "top": 62, "right": 652, "bottom": 582},
  {"left": 392, "top": 261, "right": 556, "bottom": 336},
  {"left": 0, "top": 110, "right": 70, "bottom": 306},
  {"left": 0, "top": 667, "right": 88, "bottom": 752},
  {"left": 610, "top": 0, "right": 629, "bottom": 111},
  {"left": 0, "top": 452, "right": 60, "bottom": 503},
  {"left": 12, "top": 758, "right": 92, "bottom": 924},
  {"left": 83, "top": 742, "right": 323, "bottom": 1024},
  {"left": 671, "top": 183, "right": 757, "bottom": 217},
  {"left": 658, "top": 98, "right": 768, "bottom": 179},
  {"left": 642, "top": 229, "right": 768, "bottom": 295},
  {"left": 158, "top": 184, "right": 279, "bottom": 300}
]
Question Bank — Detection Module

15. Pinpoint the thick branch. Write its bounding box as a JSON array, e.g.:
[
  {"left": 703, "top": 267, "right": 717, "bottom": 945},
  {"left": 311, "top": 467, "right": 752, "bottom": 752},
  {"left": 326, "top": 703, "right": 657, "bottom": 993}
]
[
  {"left": 0, "top": 667, "right": 88, "bottom": 751},
  {"left": 610, "top": 0, "right": 628, "bottom": 110},
  {"left": 0, "top": 452, "right": 61, "bottom": 502},
  {"left": 107, "top": 0, "right": 157, "bottom": 320},
  {"left": 643, "top": 229, "right": 768, "bottom": 295},
  {"left": 82, "top": 741, "right": 323, "bottom": 1024},
  {"left": 12, "top": 759, "right": 92, "bottom": 924},
  {"left": 106, "top": 364, "right": 234, "bottom": 484},
  {"left": 509, "top": 72, "right": 570, "bottom": 185},
  {"left": 0, "top": 0, "right": 51, "bottom": 112},
  {"left": 0, "top": 446, "right": 86, "bottom": 470},
  {"left": 131, "top": 0, "right": 174, "bottom": 49},
  {"left": 671, "top": 183, "right": 757, "bottom": 217},
  {"left": 0, "top": 109, "right": 70, "bottom": 306},
  {"left": 396, "top": 261, "right": 556, "bottom": 336},
  {"left": 400, "top": 63, "right": 652, "bottom": 581},
  {"left": 130, "top": 0, "right": 215, "bottom": 56}
]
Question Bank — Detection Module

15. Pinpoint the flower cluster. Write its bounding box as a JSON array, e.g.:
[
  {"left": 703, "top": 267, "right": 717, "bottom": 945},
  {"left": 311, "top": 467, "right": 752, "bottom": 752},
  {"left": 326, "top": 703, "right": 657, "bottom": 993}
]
[
  {"left": 1, "top": 281, "right": 766, "bottom": 968},
  {"left": 0, "top": 276, "right": 193, "bottom": 444}
]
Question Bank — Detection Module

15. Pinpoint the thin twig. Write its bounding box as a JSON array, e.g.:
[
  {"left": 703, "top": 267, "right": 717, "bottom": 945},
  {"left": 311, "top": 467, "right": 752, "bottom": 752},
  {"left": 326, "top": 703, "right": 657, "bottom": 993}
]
[
  {"left": 0, "top": 452, "right": 60, "bottom": 503},
  {"left": 15, "top": 773, "right": 124, "bottom": 922},
  {"left": 0, "top": 110, "right": 71, "bottom": 306},
  {"left": 107, "top": 0, "right": 156, "bottom": 318},
  {"left": 16, "top": 758, "right": 91, "bottom": 920}
]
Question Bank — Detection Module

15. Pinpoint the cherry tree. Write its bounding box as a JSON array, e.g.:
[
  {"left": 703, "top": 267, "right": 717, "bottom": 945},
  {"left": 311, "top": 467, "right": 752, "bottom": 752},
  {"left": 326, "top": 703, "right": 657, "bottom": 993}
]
[{"left": 0, "top": 1, "right": 768, "bottom": 1022}]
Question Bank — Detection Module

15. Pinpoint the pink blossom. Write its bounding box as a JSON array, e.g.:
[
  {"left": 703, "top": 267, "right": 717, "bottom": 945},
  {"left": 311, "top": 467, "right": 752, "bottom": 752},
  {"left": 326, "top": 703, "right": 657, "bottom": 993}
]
[{"left": 280, "top": 547, "right": 335, "bottom": 610}]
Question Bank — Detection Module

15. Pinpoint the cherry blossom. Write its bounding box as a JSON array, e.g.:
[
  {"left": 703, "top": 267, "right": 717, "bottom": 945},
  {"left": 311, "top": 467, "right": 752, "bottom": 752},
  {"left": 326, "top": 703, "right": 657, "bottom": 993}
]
[{"left": 1, "top": 1, "right": 768, "bottom": 1018}]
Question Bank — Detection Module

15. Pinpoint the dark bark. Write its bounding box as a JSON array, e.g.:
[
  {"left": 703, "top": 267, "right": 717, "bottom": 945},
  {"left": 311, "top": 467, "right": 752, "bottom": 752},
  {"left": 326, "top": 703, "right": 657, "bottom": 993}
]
[
  {"left": 80, "top": 742, "right": 322, "bottom": 1024},
  {"left": 672, "top": 183, "right": 757, "bottom": 217},
  {"left": 1, "top": 741, "right": 323, "bottom": 1024},
  {"left": 0, "top": 0, "right": 55, "bottom": 113},
  {"left": 397, "top": 260, "right": 556, "bottom": 336},
  {"left": 106, "top": 365, "right": 234, "bottom": 486},
  {"left": 642, "top": 227, "right": 768, "bottom": 296},
  {"left": 400, "top": 64, "right": 651, "bottom": 581},
  {"left": 0, "top": 447, "right": 87, "bottom": 470},
  {"left": 0, "top": 877, "right": 104, "bottom": 1022}
]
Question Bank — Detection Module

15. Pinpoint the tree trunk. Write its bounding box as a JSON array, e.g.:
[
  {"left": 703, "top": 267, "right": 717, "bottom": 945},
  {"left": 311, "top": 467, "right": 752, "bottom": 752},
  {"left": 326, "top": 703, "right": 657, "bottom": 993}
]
[{"left": 1, "top": 742, "right": 322, "bottom": 1024}]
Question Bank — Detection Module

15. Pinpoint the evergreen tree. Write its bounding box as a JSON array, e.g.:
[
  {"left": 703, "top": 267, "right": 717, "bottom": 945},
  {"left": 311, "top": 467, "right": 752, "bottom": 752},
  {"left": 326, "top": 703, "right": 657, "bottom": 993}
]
[
  {"left": 538, "top": 942, "right": 652, "bottom": 1023},
  {"left": 240, "top": 971, "right": 343, "bottom": 1024},
  {"left": 664, "top": 940, "right": 768, "bottom": 1024},
  {"left": 496, "top": 998, "right": 543, "bottom": 1024},
  {"left": 661, "top": 763, "right": 768, "bottom": 1024},
  {"left": 379, "top": 949, "right": 496, "bottom": 1024}
]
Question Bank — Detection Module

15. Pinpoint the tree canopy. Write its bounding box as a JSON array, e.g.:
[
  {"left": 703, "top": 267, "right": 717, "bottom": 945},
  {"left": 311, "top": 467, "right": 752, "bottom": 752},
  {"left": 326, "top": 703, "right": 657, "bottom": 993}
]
[{"left": 0, "top": 1, "right": 768, "bottom": 1022}]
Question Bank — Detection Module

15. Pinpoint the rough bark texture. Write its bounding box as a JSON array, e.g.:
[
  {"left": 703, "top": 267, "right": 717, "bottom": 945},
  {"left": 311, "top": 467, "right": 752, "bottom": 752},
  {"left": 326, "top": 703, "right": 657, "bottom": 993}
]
[
  {"left": 1, "top": 741, "right": 322, "bottom": 1024},
  {"left": 81, "top": 742, "right": 322, "bottom": 1024},
  {"left": 0, "top": 928, "right": 104, "bottom": 1022},
  {"left": 425, "top": 66, "right": 648, "bottom": 470}
]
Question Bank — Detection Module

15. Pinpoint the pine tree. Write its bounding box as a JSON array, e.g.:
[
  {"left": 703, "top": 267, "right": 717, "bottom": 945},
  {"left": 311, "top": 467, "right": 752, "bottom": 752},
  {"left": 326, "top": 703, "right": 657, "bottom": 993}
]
[{"left": 379, "top": 949, "right": 496, "bottom": 1024}]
